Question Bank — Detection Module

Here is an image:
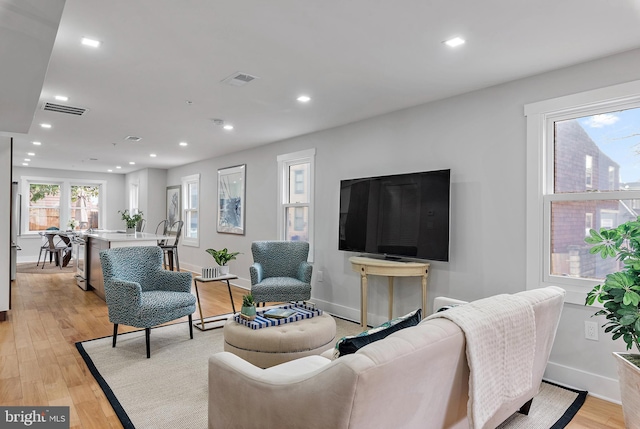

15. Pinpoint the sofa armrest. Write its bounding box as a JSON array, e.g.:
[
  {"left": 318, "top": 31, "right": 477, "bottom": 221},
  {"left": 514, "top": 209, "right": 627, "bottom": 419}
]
[
  {"left": 208, "top": 352, "right": 358, "bottom": 429},
  {"left": 150, "top": 270, "right": 192, "bottom": 293}
]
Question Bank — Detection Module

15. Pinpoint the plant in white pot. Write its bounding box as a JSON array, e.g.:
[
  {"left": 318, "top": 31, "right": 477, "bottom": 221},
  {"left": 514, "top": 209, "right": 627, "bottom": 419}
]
[
  {"left": 205, "top": 248, "right": 241, "bottom": 276},
  {"left": 118, "top": 209, "right": 144, "bottom": 234},
  {"left": 585, "top": 220, "right": 640, "bottom": 427}
]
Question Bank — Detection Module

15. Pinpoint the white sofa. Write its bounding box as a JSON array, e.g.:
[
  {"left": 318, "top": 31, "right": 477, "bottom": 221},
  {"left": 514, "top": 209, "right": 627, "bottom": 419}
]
[{"left": 208, "top": 286, "right": 565, "bottom": 429}]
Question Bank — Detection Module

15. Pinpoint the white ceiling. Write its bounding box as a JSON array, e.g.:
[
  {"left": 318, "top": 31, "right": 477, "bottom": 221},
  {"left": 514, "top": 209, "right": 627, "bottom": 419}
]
[{"left": 3, "top": 0, "right": 640, "bottom": 174}]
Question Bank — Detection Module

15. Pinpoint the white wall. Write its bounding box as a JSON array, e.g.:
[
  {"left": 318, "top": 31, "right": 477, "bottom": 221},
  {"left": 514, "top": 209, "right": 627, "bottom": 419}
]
[
  {"left": 168, "top": 48, "right": 640, "bottom": 401},
  {"left": 12, "top": 166, "right": 126, "bottom": 262},
  {"left": 124, "top": 168, "right": 167, "bottom": 233}
]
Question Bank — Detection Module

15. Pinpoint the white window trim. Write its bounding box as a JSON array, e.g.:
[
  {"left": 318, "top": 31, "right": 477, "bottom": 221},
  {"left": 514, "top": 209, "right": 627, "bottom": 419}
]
[
  {"left": 181, "top": 173, "right": 200, "bottom": 247},
  {"left": 277, "top": 148, "right": 316, "bottom": 262},
  {"left": 525, "top": 79, "right": 640, "bottom": 305},
  {"left": 21, "top": 176, "right": 107, "bottom": 234}
]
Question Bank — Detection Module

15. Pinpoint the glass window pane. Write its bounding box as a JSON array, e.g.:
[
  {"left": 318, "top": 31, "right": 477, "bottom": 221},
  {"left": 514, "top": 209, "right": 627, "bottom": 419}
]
[
  {"left": 185, "top": 211, "right": 198, "bottom": 238},
  {"left": 71, "top": 185, "right": 100, "bottom": 229},
  {"left": 288, "top": 163, "right": 309, "bottom": 204},
  {"left": 285, "top": 206, "right": 308, "bottom": 241},
  {"left": 554, "top": 107, "right": 640, "bottom": 194},
  {"left": 549, "top": 199, "right": 640, "bottom": 279},
  {"left": 189, "top": 183, "right": 198, "bottom": 209},
  {"left": 29, "top": 183, "right": 60, "bottom": 230}
]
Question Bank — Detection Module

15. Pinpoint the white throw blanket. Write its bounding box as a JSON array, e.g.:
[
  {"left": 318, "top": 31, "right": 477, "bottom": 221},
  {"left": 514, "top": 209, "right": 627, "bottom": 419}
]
[{"left": 427, "top": 294, "right": 536, "bottom": 429}]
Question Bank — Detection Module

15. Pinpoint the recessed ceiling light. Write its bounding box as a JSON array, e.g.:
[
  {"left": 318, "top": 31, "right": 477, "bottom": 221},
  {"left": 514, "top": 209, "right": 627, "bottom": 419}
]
[
  {"left": 81, "top": 37, "right": 101, "bottom": 48},
  {"left": 40, "top": 123, "right": 52, "bottom": 129},
  {"left": 129, "top": 161, "right": 135, "bottom": 165},
  {"left": 444, "top": 37, "right": 465, "bottom": 48},
  {"left": 116, "top": 166, "right": 122, "bottom": 169},
  {"left": 54, "top": 95, "right": 68, "bottom": 101},
  {"left": 33, "top": 141, "right": 41, "bottom": 145},
  {"left": 24, "top": 158, "right": 30, "bottom": 162},
  {"left": 150, "top": 153, "right": 157, "bottom": 157},
  {"left": 107, "top": 169, "right": 113, "bottom": 172},
  {"left": 179, "top": 142, "right": 188, "bottom": 146},
  {"left": 27, "top": 152, "right": 35, "bottom": 156},
  {"left": 223, "top": 124, "right": 234, "bottom": 131},
  {"left": 22, "top": 163, "right": 28, "bottom": 166},
  {"left": 297, "top": 95, "right": 311, "bottom": 103}
]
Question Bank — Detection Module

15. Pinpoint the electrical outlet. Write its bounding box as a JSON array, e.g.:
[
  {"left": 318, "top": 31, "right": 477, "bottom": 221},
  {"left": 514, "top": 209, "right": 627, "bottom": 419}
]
[
  {"left": 584, "top": 321, "right": 598, "bottom": 341},
  {"left": 317, "top": 271, "right": 323, "bottom": 282}
]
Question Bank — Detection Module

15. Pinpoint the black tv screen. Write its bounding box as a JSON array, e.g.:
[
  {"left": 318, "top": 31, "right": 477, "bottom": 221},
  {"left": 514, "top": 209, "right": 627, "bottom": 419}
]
[{"left": 339, "top": 169, "right": 450, "bottom": 261}]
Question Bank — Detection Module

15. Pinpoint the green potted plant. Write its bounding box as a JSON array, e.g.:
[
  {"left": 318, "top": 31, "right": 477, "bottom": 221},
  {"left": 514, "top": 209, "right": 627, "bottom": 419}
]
[
  {"left": 240, "top": 293, "right": 256, "bottom": 321},
  {"left": 205, "top": 248, "right": 241, "bottom": 275},
  {"left": 118, "top": 209, "right": 144, "bottom": 234},
  {"left": 585, "top": 219, "right": 640, "bottom": 426}
]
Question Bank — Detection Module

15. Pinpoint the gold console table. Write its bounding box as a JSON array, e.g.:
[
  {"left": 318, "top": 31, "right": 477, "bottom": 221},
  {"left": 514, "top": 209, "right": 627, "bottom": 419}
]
[{"left": 349, "top": 256, "right": 430, "bottom": 328}]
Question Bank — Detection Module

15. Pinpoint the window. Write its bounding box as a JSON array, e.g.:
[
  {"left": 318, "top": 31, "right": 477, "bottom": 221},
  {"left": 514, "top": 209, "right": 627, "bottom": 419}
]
[
  {"left": 182, "top": 174, "right": 200, "bottom": 247},
  {"left": 28, "top": 182, "right": 61, "bottom": 230},
  {"left": 23, "top": 177, "right": 105, "bottom": 233},
  {"left": 129, "top": 182, "right": 139, "bottom": 213},
  {"left": 525, "top": 79, "right": 640, "bottom": 304},
  {"left": 277, "top": 148, "right": 315, "bottom": 260}
]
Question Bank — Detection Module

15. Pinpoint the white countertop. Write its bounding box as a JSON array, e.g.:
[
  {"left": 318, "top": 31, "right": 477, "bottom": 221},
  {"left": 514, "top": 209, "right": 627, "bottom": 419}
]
[{"left": 84, "top": 231, "right": 169, "bottom": 242}]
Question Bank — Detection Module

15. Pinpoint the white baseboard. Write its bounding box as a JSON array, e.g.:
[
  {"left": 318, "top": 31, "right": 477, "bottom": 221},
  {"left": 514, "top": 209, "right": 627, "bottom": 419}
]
[{"left": 544, "top": 361, "right": 621, "bottom": 404}]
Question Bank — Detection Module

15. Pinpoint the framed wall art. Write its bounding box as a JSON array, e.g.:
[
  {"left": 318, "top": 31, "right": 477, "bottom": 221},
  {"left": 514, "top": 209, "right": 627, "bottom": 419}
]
[
  {"left": 166, "top": 185, "right": 181, "bottom": 233},
  {"left": 217, "top": 164, "right": 245, "bottom": 235}
]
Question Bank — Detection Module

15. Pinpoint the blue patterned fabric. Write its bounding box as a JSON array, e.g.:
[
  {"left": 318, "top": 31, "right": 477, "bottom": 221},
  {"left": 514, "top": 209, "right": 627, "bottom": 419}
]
[
  {"left": 249, "top": 241, "right": 312, "bottom": 303},
  {"left": 100, "top": 246, "right": 196, "bottom": 328}
]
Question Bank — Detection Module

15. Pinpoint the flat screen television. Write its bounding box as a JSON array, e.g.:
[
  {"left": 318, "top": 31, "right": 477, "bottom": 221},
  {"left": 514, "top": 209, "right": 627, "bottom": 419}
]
[{"left": 339, "top": 169, "right": 450, "bottom": 261}]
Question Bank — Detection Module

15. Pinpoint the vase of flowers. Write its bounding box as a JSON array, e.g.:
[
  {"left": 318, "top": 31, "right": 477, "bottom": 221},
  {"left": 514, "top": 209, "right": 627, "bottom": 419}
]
[
  {"left": 118, "top": 210, "right": 144, "bottom": 235},
  {"left": 67, "top": 219, "right": 78, "bottom": 231}
]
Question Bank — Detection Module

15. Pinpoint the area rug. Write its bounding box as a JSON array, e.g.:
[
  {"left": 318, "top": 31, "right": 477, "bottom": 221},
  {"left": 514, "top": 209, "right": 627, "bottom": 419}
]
[
  {"left": 17, "top": 261, "right": 75, "bottom": 274},
  {"left": 77, "top": 316, "right": 587, "bottom": 429}
]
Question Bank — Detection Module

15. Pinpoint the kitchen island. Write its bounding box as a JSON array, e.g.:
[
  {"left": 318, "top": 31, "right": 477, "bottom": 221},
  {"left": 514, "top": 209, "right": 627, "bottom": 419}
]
[{"left": 85, "top": 231, "right": 169, "bottom": 300}]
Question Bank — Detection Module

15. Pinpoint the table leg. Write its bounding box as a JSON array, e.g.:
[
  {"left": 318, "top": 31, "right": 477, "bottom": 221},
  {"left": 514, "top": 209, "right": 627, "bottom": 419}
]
[
  {"left": 194, "top": 280, "right": 205, "bottom": 330},
  {"left": 360, "top": 273, "right": 368, "bottom": 328},
  {"left": 226, "top": 279, "right": 236, "bottom": 313},
  {"left": 388, "top": 277, "right": 394, "bottom": 321}
]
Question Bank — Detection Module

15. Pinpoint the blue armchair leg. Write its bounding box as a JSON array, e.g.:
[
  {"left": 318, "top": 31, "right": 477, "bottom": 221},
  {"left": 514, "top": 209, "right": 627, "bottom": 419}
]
[
  {"left": 146, "top": 328, "right": 151, "bottom": 358},
  {"left": 189, "top": 314, "right": 193, "bottom": 339},
  {"left": 112, "top": 324, "right": 118, "bottom": 348}
]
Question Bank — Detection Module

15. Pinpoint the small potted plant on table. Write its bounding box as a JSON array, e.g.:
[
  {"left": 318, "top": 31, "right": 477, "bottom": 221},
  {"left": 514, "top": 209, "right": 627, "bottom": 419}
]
[
  {"left": 118, "top": 209, "right": 144, "bottom": 235},
  {"left": 585, "top": 219, "right": 640, "bottom": 427},
  {"left": 205, "top": 248, "right": 241, "bottom": 276},
  {"left": 240, "top": 293, "right": 256, "bottom": 321}
]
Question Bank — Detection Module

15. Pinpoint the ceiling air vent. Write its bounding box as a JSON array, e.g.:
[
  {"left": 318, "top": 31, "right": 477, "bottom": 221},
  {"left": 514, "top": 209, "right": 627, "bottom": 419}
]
[
  {"left": 125, "top": 136, "right": 142, "bottom": 142},
  {"left": 221, "top": 71, "right": 260, "bottom": 87},
  {"left": 42, "top": 102, "right": 88, "bottom": 116}
]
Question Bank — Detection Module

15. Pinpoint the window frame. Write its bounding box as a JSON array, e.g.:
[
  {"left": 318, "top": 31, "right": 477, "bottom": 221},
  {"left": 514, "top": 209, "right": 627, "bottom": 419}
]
[
  {"left": 277, "top": 148, "right": 315, "bottom": 261},
  {"left": 525, "top": 79, "right": 640, "bottom": 304},
  {"left": 181, "top": 173, "right": 200, "bottom": 247},
  {"left": 21, "top": 176, "right": 106, "bottom": 234}
]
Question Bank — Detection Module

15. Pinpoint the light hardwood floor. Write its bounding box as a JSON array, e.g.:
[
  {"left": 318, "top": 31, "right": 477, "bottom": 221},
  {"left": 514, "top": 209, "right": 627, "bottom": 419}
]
[{"left": 0, "top": 269, "right": 626, "bottom": 428}]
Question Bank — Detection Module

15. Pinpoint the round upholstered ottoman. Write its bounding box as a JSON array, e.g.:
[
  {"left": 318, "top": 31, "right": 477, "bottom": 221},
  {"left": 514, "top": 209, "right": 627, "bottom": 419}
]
[{"left": 223, "top": 312, "right": 337, "bottom": 368}]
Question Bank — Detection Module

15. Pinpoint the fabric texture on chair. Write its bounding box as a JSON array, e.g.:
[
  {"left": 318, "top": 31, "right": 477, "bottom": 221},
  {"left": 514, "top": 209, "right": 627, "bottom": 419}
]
[
  {"left": 249, "top": 241, "right": 312, "bottom": 303},
  {"left": 99, "top": 246, "right": 196, "bottom": 357}
]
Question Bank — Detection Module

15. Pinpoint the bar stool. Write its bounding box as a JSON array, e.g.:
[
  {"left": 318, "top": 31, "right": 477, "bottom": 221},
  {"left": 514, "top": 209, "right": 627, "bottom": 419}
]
[{"left": 159, "top": 220, "right": 183, "bottom": 271}]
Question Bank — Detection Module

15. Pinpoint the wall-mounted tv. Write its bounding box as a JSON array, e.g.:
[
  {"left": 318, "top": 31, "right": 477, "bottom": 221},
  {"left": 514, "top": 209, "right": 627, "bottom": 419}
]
[{"left": 339, "top": 169, "right": 450, "bottom": 261}]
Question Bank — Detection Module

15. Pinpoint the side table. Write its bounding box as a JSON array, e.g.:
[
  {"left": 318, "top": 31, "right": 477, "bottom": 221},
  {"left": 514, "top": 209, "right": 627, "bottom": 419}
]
[
  {"left": 349, "top": 256, "right": 429, "bottom": 328},
  {"left": 193, "top": 274, "right": 238, "bottom": 331}
]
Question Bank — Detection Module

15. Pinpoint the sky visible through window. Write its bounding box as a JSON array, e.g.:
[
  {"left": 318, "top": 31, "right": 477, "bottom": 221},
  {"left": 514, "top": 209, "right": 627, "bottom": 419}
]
[{"left": 578, "top": 107, "right": 640, "bottom": 184}]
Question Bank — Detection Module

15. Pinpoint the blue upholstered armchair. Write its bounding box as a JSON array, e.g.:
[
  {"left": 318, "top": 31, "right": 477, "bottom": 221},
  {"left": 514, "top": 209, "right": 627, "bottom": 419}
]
[
  {"left": 249, "top": 241, "right": 312, "bottom": 304},
  {"left": 99, "top": 246, "right": 196, "bottom": 358}
]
